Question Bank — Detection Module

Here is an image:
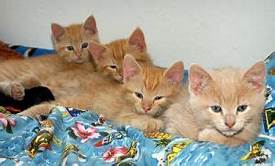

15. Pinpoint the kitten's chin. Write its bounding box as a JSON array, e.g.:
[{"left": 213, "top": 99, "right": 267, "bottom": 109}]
[
  {"left": 216, "top": 127, "right": 244, "bottom": 137},
  {"left": 74, "top": 60, "right": 85, "bottom": 64},
  {"left": 72, "top": 58, "right": 86, "bottom": 64}
]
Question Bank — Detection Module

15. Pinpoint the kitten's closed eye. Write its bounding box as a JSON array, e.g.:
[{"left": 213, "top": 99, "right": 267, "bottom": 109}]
[
  {"left": 66, "top": 46, "right": 74, "bottom": 51},
  {"left": 81, "top": 42, "right": 89, "bottom": 49},
  {"left": 154, "top": 96, "right": 164, "bottom": 100},
  {"left": 134, "top": 92, "right": 143, "bottom": 99},
  {"left": 108, "top": 65, "right": 117, "bottom": 70},
  {"left": 237, "top": 105, "right": 248, "bottom": 112},
  {"left": 210, "top": 105, "right": 222, "bottom": 113}
]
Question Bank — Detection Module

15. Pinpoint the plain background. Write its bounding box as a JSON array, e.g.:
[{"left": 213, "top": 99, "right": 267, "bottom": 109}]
[{"left": 1, "top": 0, "right": 275, "bottom": 68}]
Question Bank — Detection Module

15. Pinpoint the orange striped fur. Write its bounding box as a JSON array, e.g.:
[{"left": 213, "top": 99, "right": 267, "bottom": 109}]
[
  {"left": 88, "top": 28, "right": 152, "bottom": 82},
  {"left": 0, "top": 16, "right": 99, "bottom": 100},
  {"left": 19, "top": 55, "right": 184, "bottom": 132}
]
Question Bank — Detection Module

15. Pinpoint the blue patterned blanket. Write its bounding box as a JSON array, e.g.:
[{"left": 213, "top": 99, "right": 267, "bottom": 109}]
[{"left": 0, "top": 47, "right": 274, "bottom": 165}]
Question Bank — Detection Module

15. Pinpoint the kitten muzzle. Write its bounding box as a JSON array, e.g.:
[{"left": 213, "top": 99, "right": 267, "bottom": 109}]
[{"left": 216, "top": 127, "right": 244, "bottom": 137}]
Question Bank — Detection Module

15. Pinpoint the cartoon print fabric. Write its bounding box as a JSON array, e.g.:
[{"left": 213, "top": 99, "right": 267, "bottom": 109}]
[{"left": 0, "top": 105, "right": 274, "bottom": 166}]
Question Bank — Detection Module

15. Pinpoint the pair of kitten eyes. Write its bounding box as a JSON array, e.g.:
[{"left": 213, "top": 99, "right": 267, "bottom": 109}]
[
  {"left": 66, "top": 42, "right": 89, "bottom": 51},
  {"left": 134, "top": 92, "right": 164, "bottom": 101},
  {"left": 210, "top": 105, "right": 248, "bottom": 113}
]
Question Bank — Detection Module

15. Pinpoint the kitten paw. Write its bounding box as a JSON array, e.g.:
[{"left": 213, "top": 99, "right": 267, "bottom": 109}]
[
  {"left": 131, "top": 118, "right": 163, "bottom": 132},
  {"left": 146, "top": 118, "right": 163, "bottom": 132},
  {"left": 7, "top": 82, "right": 25, "bottom": 101}
]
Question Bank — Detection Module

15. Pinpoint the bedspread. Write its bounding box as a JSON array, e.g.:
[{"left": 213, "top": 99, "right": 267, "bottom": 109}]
[{"left": 0, "top": 104, "right": 274, "bottom": 166}]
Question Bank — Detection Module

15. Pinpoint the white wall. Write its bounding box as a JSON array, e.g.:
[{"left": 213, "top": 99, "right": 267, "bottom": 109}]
[{"left": 1, "top": 0, "right": 275, "bottom": 68}]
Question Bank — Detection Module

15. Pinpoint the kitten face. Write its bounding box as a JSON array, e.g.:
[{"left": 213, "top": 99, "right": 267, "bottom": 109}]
[
  {"left": 88, "top": 28, "right": 152, "bottom": 82},
  {"left": 51, "top": 15, "right": 99, "bottom": 64},
  {"left": 122, "top": 54, "right": 183, "bottom": 117},
  {"left": 189, "top": 62, "right": 266, "bottom": 137}
]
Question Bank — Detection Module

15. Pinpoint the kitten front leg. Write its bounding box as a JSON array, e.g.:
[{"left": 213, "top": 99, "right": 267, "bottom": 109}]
[
  {"left": 18, "top": 73, "right": 41, "bottom": 89},
  {"left": 115, "top": 111, "right": 163, "bottom": 132},
  {"left": 131, "top": 116, "right": 163, "bottom": 132},
  {"left": 18, "top": 96, "right": 92, "bottom": 117},
  {"left": 17, "top": 103, "right": 55, "bottom": 117}
]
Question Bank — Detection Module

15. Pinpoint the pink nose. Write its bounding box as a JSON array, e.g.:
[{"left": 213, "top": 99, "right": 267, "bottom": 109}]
[
  {"left": 143, "top": 105, "right": 151, "bottom": 112},
  {"left": 225, "top": 121, "right": 235, "bottom": 128},
  {"left": 224, "top": 114, "right": 235, "bottom": 128}
]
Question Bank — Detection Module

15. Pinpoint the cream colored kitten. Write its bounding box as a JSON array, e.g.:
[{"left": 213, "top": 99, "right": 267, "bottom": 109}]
[
  {"left": 19, "top": 55, "right": 184, "bottom": 132},
  {"left": 0, "top": 15, "right": 99, "bottom": 100},
  {"left": 164, "top": 62, "right": 266, "bottom": 146}
]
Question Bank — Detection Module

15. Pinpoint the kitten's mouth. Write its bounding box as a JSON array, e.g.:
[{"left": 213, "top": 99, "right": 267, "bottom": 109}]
[
  {"left": 74, "top": 59, "right": 84, "bottom": 64},
  {"left": 134, "top": 108, "right": 156, "bottom": 116},
  {"left": 216, "top": 127, "right": 244, "bottom": 137}
]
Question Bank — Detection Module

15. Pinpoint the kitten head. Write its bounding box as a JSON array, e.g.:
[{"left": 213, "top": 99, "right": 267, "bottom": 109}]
[
  {"left": 51, "top": 15, "right": 99, "bottom": 64},
  {"left": 189, "top": 62, "right": 266, "bottom": 137},
  {"left": 88, "top": 27, "right": 152, "bottom": 82},
  {"left": 122, "top": 54, "right": 184, "bottom": 117}
]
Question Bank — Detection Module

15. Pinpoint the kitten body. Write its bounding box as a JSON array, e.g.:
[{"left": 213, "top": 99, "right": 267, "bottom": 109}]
[
  {"left": 19, "top": 55, "right": 184, "bottom": 132},
  {"left": 0, "top": 16, "right": 99, "bottom": 100},
  {"left": 164, "top": 62, "right": 266, "bottom": 146}
]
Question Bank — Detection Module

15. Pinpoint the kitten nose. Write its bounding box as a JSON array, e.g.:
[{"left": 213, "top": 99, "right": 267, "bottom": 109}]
[
  {"left": 75, "top": 50, "right": 82, "bottom": 57},
  {"left": 143, "top": 105, "right": 151, "bottom": 112},
  {"left": 224, "top": 114, "right": 236, "bottom": 128},
  {"left": 225, "top": 121, "right": 235, "bottom": 128}
]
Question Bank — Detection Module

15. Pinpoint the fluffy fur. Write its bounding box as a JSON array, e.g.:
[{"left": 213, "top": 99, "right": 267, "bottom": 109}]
[
  {"left": 164, "top": 62, "right": 266, "bottom": 146},
  {"left": 19, "top": 55, "right": 184, "bottom": 132},
  {"left": 88, "top": 28, "right": 152, "bottom": 82},
  {"left": 0, "top": 15, "right": 99, "bottom": 100},
  {"left": 52, "top": 15, "right": 99, "bottom": 64}
]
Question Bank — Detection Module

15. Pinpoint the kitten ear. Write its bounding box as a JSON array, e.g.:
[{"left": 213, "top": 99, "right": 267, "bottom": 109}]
[
  {"left": 123, "top": 54, "right": 142, "bottom": 83},
  {"left": 189, "top": 64, "right": 213, "bottom": 95},
  {"left": 164, "top": 61, "right": 184, "bottom": 86},
  {"left": 243, "top": 61, "right": 266, "bottom": 92},
  {"left": 88, "top": 42, "right": 106, "bottom": 63},
  {"left": 128, "top": 27, "right": 146, "bottom": 51},
  {"left": 83, "top": 15, "right": 98, "bottom": 34},
  {"left": 51, "top": 23, "right": 65, "bottom": 40}
]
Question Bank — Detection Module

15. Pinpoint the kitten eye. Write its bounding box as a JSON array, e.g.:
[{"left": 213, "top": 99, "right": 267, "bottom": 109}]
[
  {"left": 134, "top": 92, "right": 143, "bottom": 99},
  {"left": 154, "top": 96, "right": 163, "bottom": 100},
  {"left": 109, "top": 65, "right": 117, "bottom": 70},
  {"left": 237, "top": 105, "right": 248, "bottom": 112},
  {"left": 81, "top": 42, "right": 89, "bottom": 49},
  {"left": 210, "top": 105, "right": 222, "bottom": 113},
  {"left": 66, "top": 46, "right": 74, "bottom": 51}
]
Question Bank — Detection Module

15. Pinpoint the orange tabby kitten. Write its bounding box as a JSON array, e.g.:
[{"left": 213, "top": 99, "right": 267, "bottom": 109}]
[
  {"left": 51, "top": 15, "right": 99, "bottom": 64},
  {"left": 19, "top": 55, "right": 184, "bottom": 132},
  {"left": 0, "top": 15, "right": 99, "bottom": 100},
  {"left": 164, "top": 62, "right": 266, "bottom": 146},
  {"left": 88, "top": 28, "right": 152, "bottom": 82}
]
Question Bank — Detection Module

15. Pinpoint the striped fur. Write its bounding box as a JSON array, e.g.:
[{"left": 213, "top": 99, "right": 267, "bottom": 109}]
[
  {"left": 89, "top": 28, "right": 152, "bottom": 82},
  {"left": 0, "top": 16, "right": 99, "bottom": 100},
  {"left": 19, "top": 55, "right": 185, "bottom": 132}
]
